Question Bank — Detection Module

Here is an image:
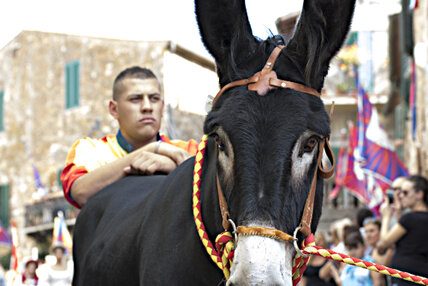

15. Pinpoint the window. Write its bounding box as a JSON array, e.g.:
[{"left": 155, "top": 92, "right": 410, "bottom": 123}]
[
  {"left": 65, "top": 60, "right": 80, "bottom": 109},
  {"left": 345, "top": 31, "right": 357, "bottom": 46},
  {"left": 0, "top": 184, "right": 10, "bottom": 229},
  {"left": 0, "top": 90, "right": 4, "bottom": 131},
  {"left": 57, "top": 168, "right": 63, "bottom": 188}
]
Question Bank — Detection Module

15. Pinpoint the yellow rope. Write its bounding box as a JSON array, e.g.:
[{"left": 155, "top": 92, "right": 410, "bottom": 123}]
[
  {"left": 302, "top": 245, "right": 428, "bottom": 285},
  {"left": 193, "top": 135, "right": 234, "bottom": 278}
]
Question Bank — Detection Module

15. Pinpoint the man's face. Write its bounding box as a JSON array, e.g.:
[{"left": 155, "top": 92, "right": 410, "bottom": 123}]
[
  {"left": 110, "top": 77, "right": 163, "bottom": 148},
  {"left": 363, "top": 223, "right": 380, "bottom": 248}
]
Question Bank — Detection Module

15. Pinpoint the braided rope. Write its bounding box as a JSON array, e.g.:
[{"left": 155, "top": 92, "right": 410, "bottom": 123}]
[
  {"left": 301, "top": 244, "right": 428, "bottom": 285},
  {"left": 292, "top": 234, "right": 315, "bottom": 286},
  {"left": 192, "top": 135, "right": 235, "bottom": 279}
]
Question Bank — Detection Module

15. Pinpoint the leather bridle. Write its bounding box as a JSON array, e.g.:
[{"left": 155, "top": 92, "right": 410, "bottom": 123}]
[{"left": 213, "top": 45, "right": 336, "bottom": 243}]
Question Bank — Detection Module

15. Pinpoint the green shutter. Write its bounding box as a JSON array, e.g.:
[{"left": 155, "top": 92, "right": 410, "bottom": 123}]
[
  {"left": 65, "top": 60, "right": 80, "bottom": 109},
  {"left": 74, "top": 61, "right": 80, "bottom": 107},
  {"left": 0, "top": 90, "right": 4, "bottom": 131},
  {"left": 345, "top": 31, "right": 358, "bottom": 46},
  {"left": 57, "top": 168, "right": 63, "bottom": 188},
  {"left": 0, "top": 184, "right": 10, "bottom": 229}
]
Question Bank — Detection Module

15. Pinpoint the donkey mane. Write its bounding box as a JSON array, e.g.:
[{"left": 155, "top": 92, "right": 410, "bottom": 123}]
[{"left": 227, "top": 35, "right": 287, "bottom": 82}]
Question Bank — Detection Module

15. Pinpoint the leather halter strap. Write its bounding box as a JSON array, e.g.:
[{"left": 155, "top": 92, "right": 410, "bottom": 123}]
[
  {"left": 211, "top": 46, "right": 319, "bottom": 107},
  {"left": 213, "top": 45, "right": 335, "bottom": 240},
  {"left": 216, "top": 137, "right": 335, "bottom": 237}
]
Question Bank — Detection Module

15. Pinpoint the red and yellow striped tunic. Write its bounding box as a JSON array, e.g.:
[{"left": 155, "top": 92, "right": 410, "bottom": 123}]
[{"left": 61, "top": 133, "right": 198, "bottom": 209}]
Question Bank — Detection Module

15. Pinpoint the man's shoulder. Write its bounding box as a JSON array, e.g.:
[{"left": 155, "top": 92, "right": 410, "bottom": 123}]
[
  {"left": 74, "top": 134, "right": 116, "bottom": 146},
  {"left": 160, "top": 134, "right": 198, "bottom": 155}
]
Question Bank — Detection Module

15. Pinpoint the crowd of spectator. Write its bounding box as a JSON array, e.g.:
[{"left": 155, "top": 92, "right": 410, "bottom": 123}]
[{"left": 302, "top": 175, "right": 428, "bottom": 286}]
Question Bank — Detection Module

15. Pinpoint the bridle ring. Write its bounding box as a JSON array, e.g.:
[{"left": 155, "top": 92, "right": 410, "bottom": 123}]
[{"left": 293, "top": 227, "right": 309, "bottom": 258}]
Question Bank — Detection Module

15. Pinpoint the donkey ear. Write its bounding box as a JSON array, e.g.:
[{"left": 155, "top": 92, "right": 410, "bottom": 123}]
[
  {"left": 285, "top": 0, "right": 357, "bottom": 91},
  {"left": 195, "top": 0, "right": 258, "bottom": 78}
]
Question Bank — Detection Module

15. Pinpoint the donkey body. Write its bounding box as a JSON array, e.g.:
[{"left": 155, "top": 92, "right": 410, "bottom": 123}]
[
  {"left": 73, "top": 158, "right": 224, "bottom": 285},
  {"left": 73, "top": 0, "right": 356, "bottom": 285}
]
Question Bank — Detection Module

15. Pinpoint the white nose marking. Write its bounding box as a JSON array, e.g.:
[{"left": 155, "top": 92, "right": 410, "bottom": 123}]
[{"left": 227, "top": 232, "right": 295, "bottom": 286}]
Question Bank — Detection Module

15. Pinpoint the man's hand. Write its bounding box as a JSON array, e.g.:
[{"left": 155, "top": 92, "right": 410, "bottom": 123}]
[
  {"left": 155, "top": 142, "right": 191, "bottom": 166},
  {"left": 123, "top": 143, "right": 192, "bottom": 175}
]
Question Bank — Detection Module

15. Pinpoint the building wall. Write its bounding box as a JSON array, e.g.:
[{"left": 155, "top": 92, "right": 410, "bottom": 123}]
[
  {"left": 405, "top": 0, "right": 428, "bottom": 176},
  {"left": 0, "top": 31, "right": 213, "bottom": 258}
]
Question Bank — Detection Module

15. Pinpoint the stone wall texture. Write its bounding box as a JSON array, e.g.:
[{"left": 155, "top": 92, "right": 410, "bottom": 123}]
[{"left": 404, "top": 0, "right": 428, "bottom": 176}]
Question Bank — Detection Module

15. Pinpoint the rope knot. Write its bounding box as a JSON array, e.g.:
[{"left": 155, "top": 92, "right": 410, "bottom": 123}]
[
  {"left": 292, "top": 234, "right": 315, "bottom": 286},
  {"left": 215, "top": 231, "right": 235, "bottom": 279}
]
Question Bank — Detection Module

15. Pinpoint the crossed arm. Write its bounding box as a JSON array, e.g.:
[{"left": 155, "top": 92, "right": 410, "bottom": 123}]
[{"left": 70, "top": 141, "right": 191, "bottom": 207}]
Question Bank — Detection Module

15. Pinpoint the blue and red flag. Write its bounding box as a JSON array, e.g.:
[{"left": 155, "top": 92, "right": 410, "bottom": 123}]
[
  {"left": 355, "top": 76, "right": 409, "bottom": 191},
  {"left": 52, "top": 211, "right": 72, "bottom": 253},
  {"left": 329, "top": 131, "right": 347, "bottom": 200},
  {"left": 342, "top": 122, "right": 371, "bottom": 204}
]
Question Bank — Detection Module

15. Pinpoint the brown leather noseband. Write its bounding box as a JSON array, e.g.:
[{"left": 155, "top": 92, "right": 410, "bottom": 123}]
[{"left": 214, "top": 45, "right": 336, "bottom": 241}]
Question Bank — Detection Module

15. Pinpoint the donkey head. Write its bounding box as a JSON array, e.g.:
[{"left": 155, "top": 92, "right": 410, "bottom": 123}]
[{"left": 196, "top": 0, "right": 356, "bottom": 285}]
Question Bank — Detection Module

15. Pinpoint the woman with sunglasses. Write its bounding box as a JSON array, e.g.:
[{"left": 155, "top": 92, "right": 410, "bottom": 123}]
[{"left": 378, "top": 175, "right": 428, "bottom": 286}]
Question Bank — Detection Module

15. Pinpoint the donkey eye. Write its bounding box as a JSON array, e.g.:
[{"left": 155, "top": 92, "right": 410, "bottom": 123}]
[
  {"left": 215, "top": 137, "right": 225, "bottom": 152},
  {"left": 211, "top": 133, "right": 226, "bottom": 152},
  {"left": 303, "top": 136, "right": 320, "bottom": 153}
]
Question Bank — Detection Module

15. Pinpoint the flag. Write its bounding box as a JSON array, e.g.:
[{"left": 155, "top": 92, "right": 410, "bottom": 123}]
[
  {"left": 10, "top": 220, "right": 19, "bottom": 273},
  {"left": 409, "top": 60, "right": 416, "bottom": 140},
  {"left": 342, "top": 122, "right": 370, "bottom": 204},
  {"left": 409, "top": 0, "right": 418, "bottom": 10},
  {"left": 329, "top": 131, "right": 347, "bottom": 199},
  {"left": 32, "top": 164, "right": 45, "bottom": 190},
  {"left": 52, "top": 211, "right": 72, "bottom": 253},
  {"left": 0, "top": 220, "right": 11, "bottom": 256},
  {"left": 355, "top": 77, "right": 409, "bottom": 191}
]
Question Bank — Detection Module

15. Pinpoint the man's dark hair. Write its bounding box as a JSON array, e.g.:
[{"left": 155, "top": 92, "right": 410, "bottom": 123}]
[
  {"left": 356, "top": 207, "right": 373, "bottom": 228},
  {"left": 407, "top": 174, "right": 428, "bottom": 204},
  {"left": 112, "top": 66, "right": 159, "bottom": 100},
  {"left": 344, "top": 231, "right": 364, "bottom": 250}
]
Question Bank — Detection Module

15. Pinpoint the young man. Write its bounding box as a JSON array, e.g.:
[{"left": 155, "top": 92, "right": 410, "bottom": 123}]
[{"left": 61, "top": 67, "right": 198, "bottom": 209}]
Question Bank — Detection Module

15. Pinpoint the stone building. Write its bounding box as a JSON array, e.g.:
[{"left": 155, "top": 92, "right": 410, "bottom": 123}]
[
  {"left": 0, "top": 31, "right": 218, "bottom": 260},
  {"left": 404, "top": 0, "right": 428, "bottom": 176}
]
